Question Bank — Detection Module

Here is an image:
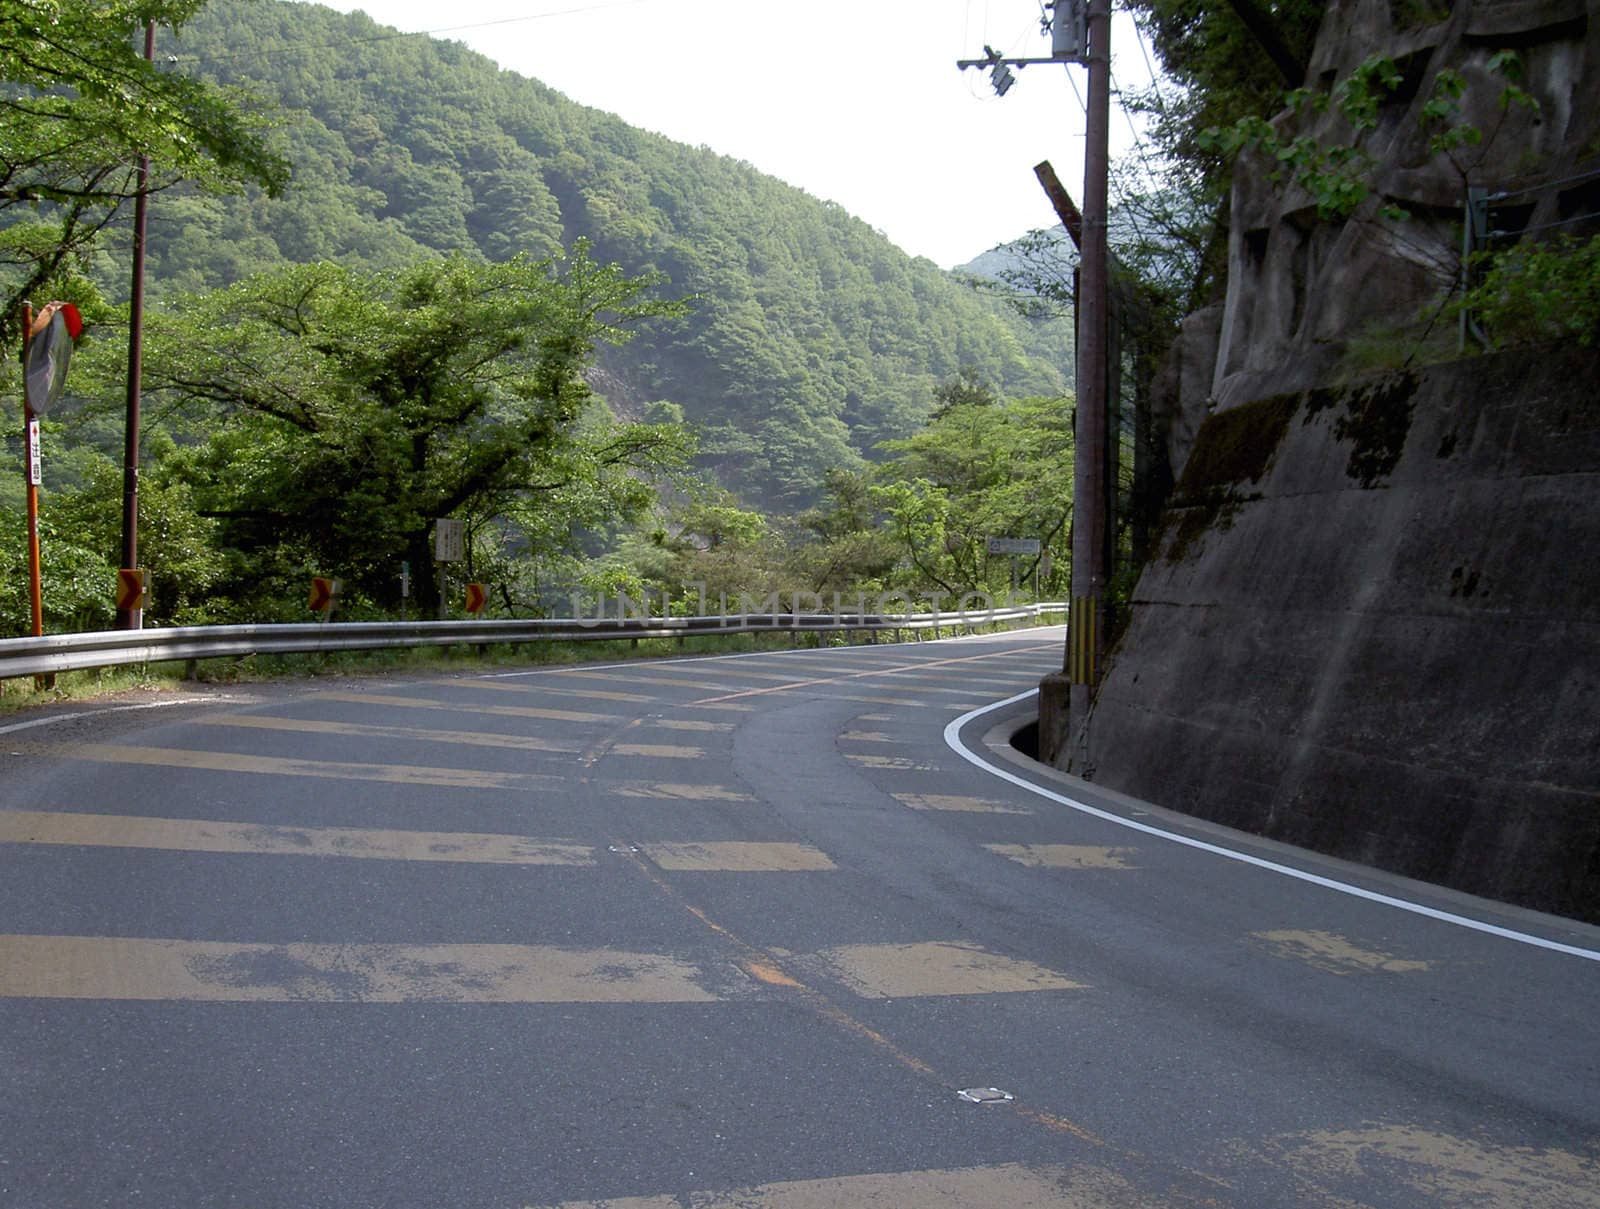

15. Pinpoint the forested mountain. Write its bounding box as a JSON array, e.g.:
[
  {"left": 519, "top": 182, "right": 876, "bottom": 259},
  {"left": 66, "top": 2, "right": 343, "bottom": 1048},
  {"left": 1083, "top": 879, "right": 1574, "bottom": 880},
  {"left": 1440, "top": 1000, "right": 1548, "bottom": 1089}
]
[{"left": 114, "top": 0, "right": 1071, "bottom": 508}]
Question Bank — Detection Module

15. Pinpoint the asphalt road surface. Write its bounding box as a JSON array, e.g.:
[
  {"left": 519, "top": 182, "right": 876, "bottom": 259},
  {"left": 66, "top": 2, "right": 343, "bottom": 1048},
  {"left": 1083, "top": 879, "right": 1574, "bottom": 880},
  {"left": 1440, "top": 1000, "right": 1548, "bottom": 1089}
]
[{"left": 2, "top": 625, "right": 1597, "bottom": 1207}]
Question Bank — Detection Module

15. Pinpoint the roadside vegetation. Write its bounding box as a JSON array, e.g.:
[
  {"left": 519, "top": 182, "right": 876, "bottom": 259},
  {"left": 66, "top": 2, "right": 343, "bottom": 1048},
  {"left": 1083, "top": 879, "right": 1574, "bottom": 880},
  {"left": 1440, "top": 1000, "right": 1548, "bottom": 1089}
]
[{"left": 2, "top": 0, "right": 1077, "bottom": 643}]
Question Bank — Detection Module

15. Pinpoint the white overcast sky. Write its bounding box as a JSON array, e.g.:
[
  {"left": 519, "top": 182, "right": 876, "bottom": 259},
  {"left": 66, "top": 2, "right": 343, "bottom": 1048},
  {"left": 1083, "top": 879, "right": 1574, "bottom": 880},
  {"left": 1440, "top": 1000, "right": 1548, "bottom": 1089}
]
[{"left": 310, "top": 0, "right": 1164, "bottom": 268}]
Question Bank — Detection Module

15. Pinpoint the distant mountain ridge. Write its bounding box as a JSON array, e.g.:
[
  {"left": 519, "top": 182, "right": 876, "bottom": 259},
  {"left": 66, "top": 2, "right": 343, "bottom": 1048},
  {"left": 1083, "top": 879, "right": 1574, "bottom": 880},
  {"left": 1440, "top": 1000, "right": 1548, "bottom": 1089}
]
[{"left": 126, "top": 0, "right": 1073, "bottom": 508}]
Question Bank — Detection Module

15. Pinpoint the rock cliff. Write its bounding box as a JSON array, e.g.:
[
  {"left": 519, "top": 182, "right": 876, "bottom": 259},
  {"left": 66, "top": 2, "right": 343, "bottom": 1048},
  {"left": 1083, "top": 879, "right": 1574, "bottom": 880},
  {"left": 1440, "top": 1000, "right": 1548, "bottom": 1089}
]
[{"left": 1050, "top": 1, "right": 1600, "bottom": 921}]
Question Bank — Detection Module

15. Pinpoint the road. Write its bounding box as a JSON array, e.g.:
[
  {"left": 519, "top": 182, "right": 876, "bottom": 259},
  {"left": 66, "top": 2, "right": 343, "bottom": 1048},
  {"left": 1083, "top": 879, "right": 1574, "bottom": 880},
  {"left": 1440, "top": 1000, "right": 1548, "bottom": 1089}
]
[{"left": 2, "top": 625, "right": 1597, "bottom": 1207}]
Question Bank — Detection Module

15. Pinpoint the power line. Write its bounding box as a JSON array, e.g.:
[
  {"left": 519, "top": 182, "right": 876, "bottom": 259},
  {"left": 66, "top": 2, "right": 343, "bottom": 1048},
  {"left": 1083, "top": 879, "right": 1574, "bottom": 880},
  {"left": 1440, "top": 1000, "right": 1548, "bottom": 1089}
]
[
  {"left": 1130, "top": 16, "right": 1169, "bottom": 119},
  {"left": 166, "top": 0, "right": 667, "bottom": 69}
]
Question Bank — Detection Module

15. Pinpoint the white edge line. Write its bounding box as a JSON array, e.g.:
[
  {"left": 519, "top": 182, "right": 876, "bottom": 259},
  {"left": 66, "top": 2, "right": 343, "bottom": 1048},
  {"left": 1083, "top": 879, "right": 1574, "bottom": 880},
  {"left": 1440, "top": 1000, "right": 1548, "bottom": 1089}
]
[
  {"left": 1, "top": 696, "right": 224, "bottom": 738},
  {"left": 945, "top": 690, "right": 1600, "bottom": 965}
]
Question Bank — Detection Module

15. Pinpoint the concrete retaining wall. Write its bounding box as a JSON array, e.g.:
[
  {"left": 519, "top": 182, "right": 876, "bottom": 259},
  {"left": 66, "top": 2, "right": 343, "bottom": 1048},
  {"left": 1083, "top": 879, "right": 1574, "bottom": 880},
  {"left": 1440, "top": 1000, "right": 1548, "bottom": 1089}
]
[{"left": 1077, "top": 345, "right": 1600, "bottom": 921}]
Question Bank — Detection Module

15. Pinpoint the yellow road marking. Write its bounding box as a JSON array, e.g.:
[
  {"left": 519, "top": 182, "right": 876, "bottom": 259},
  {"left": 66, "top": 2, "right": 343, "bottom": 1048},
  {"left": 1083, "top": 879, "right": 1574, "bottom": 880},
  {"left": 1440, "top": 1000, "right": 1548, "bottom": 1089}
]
[
  {"left": 640, "top": 841, "right": 836, "bottom": 872},
  {"left": 194, "top": 713, "right": 580, "bottom": 753},
  {"left": 19, "top": 741, "right": 556, "bottom": 792},
  {"left": 1251, "top": 930, "right": 1433, "bottom": 975},
  {"left": 0, "top": 936, "right": 719, "bottom": 1003},
  {"left": 608, "top": 743, "right": 706, "bottom": 760},
  {"left": 845, "top": 753, "right": 936, "bottom": 771},
  {"left": 456, "top": 679, "right": 658, "bottom": 704},
  {"left": 669, "top": 666, "right": 836, "bottom": 683},
  {"left": 688, "top": 647, "right": 1060, "bottom": 706},
  {"left": 809, "top": 941, "right": 1085, "bottom": 998},
  {"left": 556, "top": 668, "right": 750, "bottom": 692},
  {"left": 645, "top": 719, "right": 734, "bottom": 732},
  {"left": 610, "top": 848, "right": 1108, "bottom": 1148},
  {"left": 703, "top": 658, "right": 869, "bottom": 676},
  {"left": 0, "top": 810, "right": 595, "bottom": 866},
  {"left": 892, "top": 792, "right": 1031, "bottom": 815},
  {"left": 313, "top": 691, "right": 617, "bottom": 724},
  {"left": 607, "top": 782, "right": 754, "bottom": 802},
  {"left": 532, "top": 1162, "right": 1152, "bottom": 1208},
  {"left": 985, "top": 844, "right": 1138, "bottom": 869},
  {"left": 837, "top": 731, "right": 900, "bottom": 743},
  {"left": 869, "top": 667, "right": 1032, "bottom": 685},
  {"left": 1248, "top": 1124, "right": 1600, "bottom": 1208}
]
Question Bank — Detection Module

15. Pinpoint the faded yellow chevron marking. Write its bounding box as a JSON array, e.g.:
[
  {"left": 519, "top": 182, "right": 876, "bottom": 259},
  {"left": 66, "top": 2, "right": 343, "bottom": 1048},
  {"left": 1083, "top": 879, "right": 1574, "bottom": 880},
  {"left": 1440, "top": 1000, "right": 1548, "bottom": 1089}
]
[
  {"left": 0, "top": 936, "right": 719, "bottom": 1003},
  {"left": 312, "top": 690, "right": 616, "bottom": 724},
  {"left": 828, "top": 694, "right": 931, "bottom": 708},
  {"left": 556, "top": 668, "right": 749, "bottom": 692},
  {"left": 1251, "top": 930, "right": 1433, "bottom": 976},
  {"left": 837, "top": 731, "right": 901, "bottom": 743},
  {"left": 1246, "top": 1123, "right": 1600, "bottom": 1208},
  {"left": 456, "top": 678, "right": 658, "bottom": 704},
  {"left": 0, "top": 811, "right": 594, "bottom": 866},
  {"left": 640, "top": 841, "right": 835, "bottom": 872},
  {"left": 607, "top": 782, "right": 753, "bottom": 802},
  {"left": 533, "top": 1163, "right": 1152, "bottom": 1208},
  {"left": 809, "top": 941, "right": 1084, "bottom": 999},
  {"left": 194, "top": 713, "right": 580, "bottom": 753},
  {"left": 845, "top": 753, "right": 936, "bottom": 771},
  {"left": 892, "top": 792, "right": 1031, "bottom": 815},
  {"left": 18, "top": 741, "right": 554, "bottom": 791},
  {"left": 686, "top": 648, "right": 1055, "bottom": 706},
  {"left": 608, "top": 743, "right": 706, "bottom": 760},
  {"left": 985, "top": 844, "right": 1138, "bottom": 869}
]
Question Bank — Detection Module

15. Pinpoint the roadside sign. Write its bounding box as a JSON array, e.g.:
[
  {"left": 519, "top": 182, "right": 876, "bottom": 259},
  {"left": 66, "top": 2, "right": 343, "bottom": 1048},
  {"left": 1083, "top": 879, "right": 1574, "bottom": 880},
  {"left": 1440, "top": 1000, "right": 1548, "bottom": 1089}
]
[
  {"left": 987, "top": 537, "right": 1041, "bottom": 556},
  {"left": 27, "top": 418, "right": 40, "bottom": 485},
  {"left": 115, "top": 568, "right": 149, "bottom": 611},
  {"left": 309, "top": 576, "right": 340, "bottom": 613},
  {"left": 464, "top": 582, "right": 487, "bottom": 614},
  {"left": 434, "top": 519, "right": 465, "bottom": 562}
]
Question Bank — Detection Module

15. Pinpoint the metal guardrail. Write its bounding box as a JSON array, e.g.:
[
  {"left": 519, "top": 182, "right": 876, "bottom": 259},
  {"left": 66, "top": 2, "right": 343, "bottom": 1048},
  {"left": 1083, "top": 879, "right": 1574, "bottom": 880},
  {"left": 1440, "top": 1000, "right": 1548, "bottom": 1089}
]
[{"left": 0, "top": 604, "right": 1070, "bottom": 681}]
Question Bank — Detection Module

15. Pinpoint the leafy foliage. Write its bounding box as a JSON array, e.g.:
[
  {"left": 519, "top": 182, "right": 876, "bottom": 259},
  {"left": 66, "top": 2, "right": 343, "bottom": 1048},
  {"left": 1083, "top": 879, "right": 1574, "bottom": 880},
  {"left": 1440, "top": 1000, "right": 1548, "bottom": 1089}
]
[
  {"left": 871, "top": 392, "right": 1073, "bottom": 598},
  {"left": 112, "top": 247, "right": 691, "bottom": 616},
  {"left": 98, "top": 0, "right": 1068, "bottom": 509},
  {"left": 1199, "top": 51, "right": 1540, "bottom": 222},
  {"left": 0, "top": 0, "right": 288, "bottom": 352},
  {"left": 1458, "top": 234, "right": 1600, "bottom": 350}
]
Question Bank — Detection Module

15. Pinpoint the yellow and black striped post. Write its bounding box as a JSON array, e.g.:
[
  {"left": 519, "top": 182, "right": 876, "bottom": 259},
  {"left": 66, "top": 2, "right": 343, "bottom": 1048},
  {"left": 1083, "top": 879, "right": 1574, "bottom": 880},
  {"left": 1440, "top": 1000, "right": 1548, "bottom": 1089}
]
[{"left": 1068, "top": 595, "right": 1098, "bottom": 686}]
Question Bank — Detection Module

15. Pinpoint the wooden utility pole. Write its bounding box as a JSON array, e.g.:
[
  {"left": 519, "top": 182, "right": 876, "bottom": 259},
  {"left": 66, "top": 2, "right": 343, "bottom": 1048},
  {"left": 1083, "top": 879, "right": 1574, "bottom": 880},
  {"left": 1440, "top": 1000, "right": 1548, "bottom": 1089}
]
[
  {"left": 1067, "top": 0, "right": 1112, "bottom": 733},
  {"left": 20, "top": 303, "right": 43, "bottom": 641},
  {"left": 1033, "top": 161, "right": 1083, "bottom": 250},
  {"left": 116, "top": 18, "right": 155, "bottom": 630}
]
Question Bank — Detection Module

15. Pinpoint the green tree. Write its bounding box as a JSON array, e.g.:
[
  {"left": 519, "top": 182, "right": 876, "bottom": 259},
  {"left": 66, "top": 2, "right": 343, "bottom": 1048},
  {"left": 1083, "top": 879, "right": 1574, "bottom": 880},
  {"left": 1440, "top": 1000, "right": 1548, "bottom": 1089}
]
[
  {"left": 46, "top": 435, "right": 226, "bottom": 625},
  {"left": 1, "top": 0, "right": 288, "bottom": 351},
  {"left": 133, "top": 244, "right": 689, "bottom": 615},
  {"left": 784, "top": 467, "right": 899, "bottom": 596},
  {"left": 871, "top": 393, "right": 1074, "bottom": 598}
]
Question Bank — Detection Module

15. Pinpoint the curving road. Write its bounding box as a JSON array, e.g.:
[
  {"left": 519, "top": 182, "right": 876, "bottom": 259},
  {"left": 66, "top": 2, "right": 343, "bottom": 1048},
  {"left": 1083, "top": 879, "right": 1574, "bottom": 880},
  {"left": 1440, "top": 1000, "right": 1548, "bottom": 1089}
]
[{"left": 2, "top": 626, "right": 1597, "bottom": 1207}]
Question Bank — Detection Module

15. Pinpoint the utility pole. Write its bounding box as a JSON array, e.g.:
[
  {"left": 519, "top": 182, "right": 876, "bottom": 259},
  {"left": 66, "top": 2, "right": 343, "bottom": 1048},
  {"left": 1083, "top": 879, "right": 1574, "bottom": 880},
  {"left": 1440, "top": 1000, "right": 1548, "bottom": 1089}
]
[
  {"left": 1070, "top": 0, "right": 1112, "bottom": 741},
  {"left": 20, "top": 303, "right": 43, "bottom": 642},
  {"left": 116, "top": 17, "right": 155, "bottom": 631},
  {"left": 959, "top": 2, "right": 1113, "bottom": 766}
]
